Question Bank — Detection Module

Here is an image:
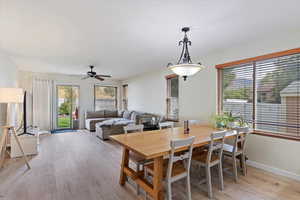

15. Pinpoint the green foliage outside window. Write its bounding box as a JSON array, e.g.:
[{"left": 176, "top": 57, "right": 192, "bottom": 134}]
[
  {"left": 224, "top": 88, "right": 252, "bottom": 102},
  {"left": 59, "top": 101, "right": 71, "bottom": 115}
]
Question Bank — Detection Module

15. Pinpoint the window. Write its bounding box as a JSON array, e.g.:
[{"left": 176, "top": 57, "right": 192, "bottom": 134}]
[
  {"left": 217, "top": 48, "right": 300, "bottom": 140},
  {"left": 166, "top": 75, "right": 179, "bottom": 120},
  {"left": 221, "top": 64, "right": 254, "bottom": 125},
  {"left": 94, "top": 86, "right": 117, "bottom": 110},
  {"left": 122, "top": 84, "right": 128, "bottom": 110}
]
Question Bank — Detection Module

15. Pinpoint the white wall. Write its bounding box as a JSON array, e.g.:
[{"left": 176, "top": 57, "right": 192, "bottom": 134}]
[
  {"left": 125, "top": 57, "right": 219, "bottom": 121},
  {"left": 0, "top": 53, "right": 17, "bottom": 87},
  {"left": 126, "top": 70, "right": 167, "bottom": 115},
  {"left": 0, "top": 52, "right": 18, "bottom": 134},
  {"left": 124, "top": 30, "right": 300, "bottom": 177},
  {"left": 17, "top": 71, "right": 122, "bottom": 129}
]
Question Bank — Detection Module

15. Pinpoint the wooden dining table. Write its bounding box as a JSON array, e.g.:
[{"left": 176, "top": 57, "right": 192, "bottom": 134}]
[{"left": 110, "top": 125, "right": 236, "bottom": 200}]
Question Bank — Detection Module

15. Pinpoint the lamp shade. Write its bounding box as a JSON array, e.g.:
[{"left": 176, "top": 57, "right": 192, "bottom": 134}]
[
  {"left": 168, "top": 63, "right": 205, "bottom": 77},
  {"left": 0, "top": 88, "right": 24, "bottom": 103}
]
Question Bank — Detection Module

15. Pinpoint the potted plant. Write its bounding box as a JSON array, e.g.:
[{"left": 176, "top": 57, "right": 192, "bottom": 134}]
[
  {"left": 211, "top": 112, "right": 248, "bottom": 129},
  {"left": 236, "top": 116, "right": 249, "bottom": 128}
]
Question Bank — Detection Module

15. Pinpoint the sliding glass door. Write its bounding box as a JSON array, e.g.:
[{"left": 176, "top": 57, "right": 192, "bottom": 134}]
[{"left": 56, "top": 85, "right": 79, "bottom": 129}]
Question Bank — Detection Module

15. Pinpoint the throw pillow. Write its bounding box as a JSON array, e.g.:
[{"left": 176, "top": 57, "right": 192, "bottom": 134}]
[
  {"left": 123, "top": 110, "right": 131, "bottom": 119},
  {"left": 130, "top": 111, "right": 137, "bottom": 121},
  {"left": 118, "top": 110, "right": 125, "bottom": 117}
]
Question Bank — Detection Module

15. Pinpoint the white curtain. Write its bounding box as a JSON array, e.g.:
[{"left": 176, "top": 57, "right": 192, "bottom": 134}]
[{"left": 32, "top": 79, "right": 53, "bottom": 131}]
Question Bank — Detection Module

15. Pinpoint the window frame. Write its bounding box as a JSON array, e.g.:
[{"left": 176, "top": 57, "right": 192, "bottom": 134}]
[
  {"left": 216, "top": 48, "right": 300, "bottom": 141},
  {"left": 165, "top": 74, "right": 179, "bottom": 122},
  {"left": 94, "top": 85, "right": 118, "bottom": 111},
  {"left": 122, "top": 84, "right": 128, "bottom": 110}
]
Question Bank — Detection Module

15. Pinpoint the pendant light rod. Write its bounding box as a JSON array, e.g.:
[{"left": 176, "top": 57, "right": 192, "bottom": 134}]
[{"left": 177, "top": 27, "right": 192, "bottom": 64}]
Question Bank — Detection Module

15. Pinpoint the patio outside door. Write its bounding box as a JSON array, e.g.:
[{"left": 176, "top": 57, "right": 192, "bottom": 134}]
[{"left": 56, "top": 85, "right": 79, "bottom": 129}]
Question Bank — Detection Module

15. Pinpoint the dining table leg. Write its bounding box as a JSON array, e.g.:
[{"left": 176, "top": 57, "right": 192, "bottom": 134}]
[
  {"left": 153, "top": 156, "right": 164, "bottom": 200},
  {"left": 119, "top": 147, "right": 129, "bottom": 185}
]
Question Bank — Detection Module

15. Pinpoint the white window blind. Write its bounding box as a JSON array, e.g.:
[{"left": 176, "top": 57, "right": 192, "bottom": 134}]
[{"left": 220, "top": 53, "right": 300, "bottom": 138}]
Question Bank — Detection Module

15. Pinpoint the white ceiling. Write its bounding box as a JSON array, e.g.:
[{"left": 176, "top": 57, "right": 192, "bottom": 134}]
[{"left": 0, "top": 0, "right": 299, "bottom": 79}]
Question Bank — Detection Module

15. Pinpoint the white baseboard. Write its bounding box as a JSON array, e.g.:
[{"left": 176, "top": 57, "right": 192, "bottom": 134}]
[{"left": 247, "top": 160, "right": 300, "bottom": 182}]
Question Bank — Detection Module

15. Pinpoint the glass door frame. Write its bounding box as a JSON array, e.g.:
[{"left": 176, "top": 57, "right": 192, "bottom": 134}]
[{"left": 55, "top": 84, "right": 80, "bottom": 130}]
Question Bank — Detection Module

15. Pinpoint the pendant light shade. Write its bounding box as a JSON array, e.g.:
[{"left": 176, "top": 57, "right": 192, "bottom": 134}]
[
  {"left": 168, "top": 63, "right": 204, "bottom": 79},
  {"left": 167, "top": 27, "right": 205, "bottom": 81}
]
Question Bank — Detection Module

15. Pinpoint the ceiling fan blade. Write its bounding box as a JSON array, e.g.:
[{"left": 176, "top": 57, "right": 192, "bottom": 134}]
[
  {"left": 96, "top": 74, "right": 112, "bottom": 78},
  {"left": 95, "top": 76, "right": 104, "bottom": 81},
  {"left": 81, "top": 75, "right": 90, "bottom": 80}
]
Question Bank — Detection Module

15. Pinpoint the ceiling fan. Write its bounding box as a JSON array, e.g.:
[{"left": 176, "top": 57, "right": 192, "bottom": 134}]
[{"left": 81, "top": 65, "right": 112, "bottom": 81}]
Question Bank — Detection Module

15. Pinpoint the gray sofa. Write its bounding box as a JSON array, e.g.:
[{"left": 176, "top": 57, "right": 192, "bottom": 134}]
[
  {"left": 85, "top": 109, "right": 163, "bottom": 140},
  {"left": 95, "top": 118, "right": 135, "bottom": 140},
  {"left": 85, "top": 110, "right": 123, "bottom": 131}
]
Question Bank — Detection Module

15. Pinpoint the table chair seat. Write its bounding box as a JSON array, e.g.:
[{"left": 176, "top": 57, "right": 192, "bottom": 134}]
[
  {"left": 223, "top": 144, "right": 242, "bottom": 155},
  {"left": 192, "top": 150, "right": 220, "bottom": 166},
  {"left": 145, "top": 160, "right": 186, "bottom": 178}
]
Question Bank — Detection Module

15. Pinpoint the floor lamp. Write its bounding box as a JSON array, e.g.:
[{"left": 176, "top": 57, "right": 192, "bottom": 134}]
[{"left": 0, "top": 88, "right": 30, "bottom": 169}]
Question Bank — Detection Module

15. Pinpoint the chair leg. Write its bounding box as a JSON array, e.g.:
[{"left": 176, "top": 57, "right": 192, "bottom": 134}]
[
  {"left": 239, "top": 155, "right": 243, "bottom": 169},
  {"left": 206, "top": 166, "right": 213, "bottom": 199},
  {"left": 232, "top": 156, "right": 238, "bottom": 182},
  {"left": 186, "top": 175, "right": 192, "bottom": 200},
  {"left": 136, "top": 163, "right": 141, "bottom": 195},
  {"left": 218, "top": 162, "right": 224, "bottom": 191},
  {"left": 167, "top": 180, "right": 172, "bottom": 200},
  {"left": 241, "top": 154, "right": 247, "bottom": 176},
  {"left": 144, "top": 168, "right": 149, "bottom": 200}
]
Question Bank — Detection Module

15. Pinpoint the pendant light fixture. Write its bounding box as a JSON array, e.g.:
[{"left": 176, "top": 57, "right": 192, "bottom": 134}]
[{"left": 167, "top": 27, "right": 205, "bottom": 81}]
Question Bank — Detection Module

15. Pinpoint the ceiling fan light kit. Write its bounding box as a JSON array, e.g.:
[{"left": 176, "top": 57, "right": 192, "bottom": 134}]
[{"left": 167, "top": 27, "right": 205, "bottom": 81}]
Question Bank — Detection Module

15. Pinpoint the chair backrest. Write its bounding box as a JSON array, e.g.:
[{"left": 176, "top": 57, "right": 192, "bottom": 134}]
[
  {"left": 159, "top": 121, "right": 174, "bottom": 130},
  {"left": 207, "top": 130, "right": 227, "bottom": 163},
  {"left": 167, "top": 136, "right": 195, "bottom": 180},
  {"left": 123, "top": 124, "right": 144, "bottom": 134},
  {"left": 232, "top": 127, "right": 250, "bottom": 153}
]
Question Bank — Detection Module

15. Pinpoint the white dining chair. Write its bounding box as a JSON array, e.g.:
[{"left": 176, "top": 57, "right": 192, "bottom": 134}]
[
  {"left": 192, "top": 130, "right": 227, "bottom": 199},
  {"left": 159, "top": 121, "right": 175, "bottom": 130},
  {"left": 144, "top": 136, "right": 195, "bottom": 200},
  {"left": 123, "top": 124, "right": 147, "bottom": 195},
  {"left": 223, "top": 127, "right": 250, "bottom": 182}
]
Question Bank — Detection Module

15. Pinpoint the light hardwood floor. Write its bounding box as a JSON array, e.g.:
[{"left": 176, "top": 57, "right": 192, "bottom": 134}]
[{"left": 0, "top": 131, "right": 299, "bottom": 200}]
